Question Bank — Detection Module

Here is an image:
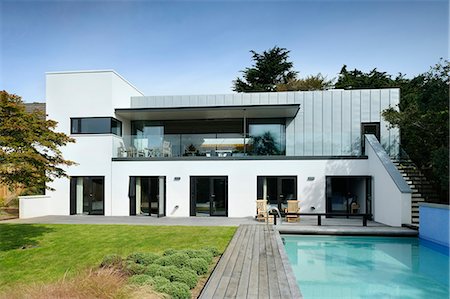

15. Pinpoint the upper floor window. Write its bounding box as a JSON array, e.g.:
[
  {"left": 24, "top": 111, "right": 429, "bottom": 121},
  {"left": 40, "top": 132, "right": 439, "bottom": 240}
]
[{"left": 71, "top": 117, "right": 122, "bottom": 136}]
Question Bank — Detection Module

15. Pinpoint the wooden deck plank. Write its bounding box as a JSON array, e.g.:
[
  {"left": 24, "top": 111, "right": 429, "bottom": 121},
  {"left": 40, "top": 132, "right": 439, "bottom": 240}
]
[
  {"left": 235, "top": 224, "right": 256, "bottom": 298},
  {"left": 199, "top": 224, "right": 244, "bottom": 299},
  {"left": 265, "top": 227, "right": 281, "bottom": 299},
  {"left": 213, "top": 225, "right": 249, "bottom": 298},
  {"left": 226, "top": 224, "right": 255, "bottom": 298},
  {"left": 247, "top": 224, "right": 260, "bottom": 299},
  {"left": 200, "top": 224, "right": 302, "bottom": 299},
  {"left": 258, "top": 226, "right": 270, "bottom": 298}
]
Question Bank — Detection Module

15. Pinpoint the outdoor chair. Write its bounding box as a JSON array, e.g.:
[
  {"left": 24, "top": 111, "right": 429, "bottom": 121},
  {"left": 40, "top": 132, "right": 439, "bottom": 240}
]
[
  {"left": 256, "top": 199, "right": 269, "bottom": 222},
  {"left": 285, "top": 200, "right": 300, "bottom": 222}
]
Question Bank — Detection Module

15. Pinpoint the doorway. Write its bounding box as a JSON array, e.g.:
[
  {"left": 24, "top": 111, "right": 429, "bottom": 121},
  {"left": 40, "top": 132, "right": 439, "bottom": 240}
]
[
  {"left": 129, "top": 177, "right": 165, "bottom": 217},
  {"left": 361, "top": 122, "right": 380, "bottom": 154},
  {"left": 70, "top": 176, "right": 105, "bottom": 215},
  {"left": 257, "top": 176, "right": 297, "bottom": 214},
  {"left": 190, "top": 176, "right": 228, "bottom": 216},
  {"left": 325, "top": 176, "right": 372, "bottom": 218}
]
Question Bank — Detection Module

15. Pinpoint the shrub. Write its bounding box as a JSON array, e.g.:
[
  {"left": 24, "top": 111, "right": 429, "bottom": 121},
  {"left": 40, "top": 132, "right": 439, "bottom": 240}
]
[
  {"left": 155, "top": 253, "right": 190, "bottom": 268},
  {"left": 163, "top": 248, "right": 177, "bottom": 256},
  {"left": 145, "top": 265, "right": 198, "bottom": 289},
  {"left": 128, "top": 274, "right": 154, "bottom": 286},
  {"left": 123, "top": 261, "right": 146, "bottom": 275},
  {"left": 184, "top": 258, "right": 208, "bottom": 275},
  {"left": 100, "top": 254, "right": 122, "bottom": 268},
  {"left": 155, "top": 281, "right": 191, "bottom": 299},
  {"left": 151, "top": 275, "right": 170, "bottom": 287},
  {"left": 180, "top": 249, "right": 213, "bottom": 263},
  {"left": 144, "top": 264, "right": 166, "bottom": 277},
  {"left": 202, "top": 246, "right": 220, "bottom": 257},
  {"left": 127, "top": 252, "right": 160, "bottom": 265},
  {"left": 170, "top": 267, "right": 198, "bottom": 289}
]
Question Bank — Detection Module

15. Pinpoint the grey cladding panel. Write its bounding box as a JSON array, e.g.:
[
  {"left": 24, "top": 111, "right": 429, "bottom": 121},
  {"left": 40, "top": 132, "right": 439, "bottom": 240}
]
[
  {"left": 322, "top": 91, "right": 332, "bottom": 156},
  {"left": 313, "top": 91, "right": 323, "bottom": 155}
]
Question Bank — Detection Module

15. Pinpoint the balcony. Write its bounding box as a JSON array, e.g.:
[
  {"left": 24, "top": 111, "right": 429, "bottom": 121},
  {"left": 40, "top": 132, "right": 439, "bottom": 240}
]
[{"left": 113, "top": 133, "right": 285, "bottom": 159}]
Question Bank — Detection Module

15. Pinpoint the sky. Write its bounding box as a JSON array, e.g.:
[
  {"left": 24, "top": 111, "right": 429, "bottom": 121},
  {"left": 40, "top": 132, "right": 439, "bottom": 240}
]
[{"left": 0, "top": 0, "right": 448, "bottom": 102}]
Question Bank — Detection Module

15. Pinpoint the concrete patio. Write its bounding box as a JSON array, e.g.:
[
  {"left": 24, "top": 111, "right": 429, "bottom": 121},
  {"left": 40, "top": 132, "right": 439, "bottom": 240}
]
[{"left": 2, "top": 215, "right": 418, "bottom": 236}]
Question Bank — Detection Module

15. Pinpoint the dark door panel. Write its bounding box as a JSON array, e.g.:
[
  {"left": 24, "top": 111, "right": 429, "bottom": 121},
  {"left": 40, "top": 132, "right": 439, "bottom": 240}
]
[{"left": 190, "top": 176, "right": 228, "bottom": 217}]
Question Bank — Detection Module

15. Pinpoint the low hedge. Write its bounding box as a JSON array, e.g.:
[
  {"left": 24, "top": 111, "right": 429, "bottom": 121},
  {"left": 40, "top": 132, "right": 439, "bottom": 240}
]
[
  {"left": 126, "top": 252, "right": 160, "bottom": 265},
  {"left": 154, "top": 252, "right": 190, "bottom": 268},
  {"left": 128, "top": 274, "right": 155, "bottom": 286},
  {"left": 145, "top": 264, "right": 198, "bottom": 289},
  {"left": 184, "top": 257, "right": 208, "bottom": 275},
  {"left": 155, "top": 281, "right": 191, "bottom": 299}
]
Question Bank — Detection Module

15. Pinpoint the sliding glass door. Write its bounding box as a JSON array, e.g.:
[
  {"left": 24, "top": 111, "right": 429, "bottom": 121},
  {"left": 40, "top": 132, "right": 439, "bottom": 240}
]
[
  {"left": 70, "top": 176, "right": 104, "bottom": 215},
  {"left": 129, "top": 176, "right": 165, "bottom": 217},
  {"left": 190, "top": 176, "right": 228, "bottom": 216}
]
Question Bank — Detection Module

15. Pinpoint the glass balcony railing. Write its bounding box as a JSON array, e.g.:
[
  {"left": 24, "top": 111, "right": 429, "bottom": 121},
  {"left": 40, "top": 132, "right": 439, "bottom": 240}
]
[{"left": 113, "top": 133, "right": 286, "bottom": 158}]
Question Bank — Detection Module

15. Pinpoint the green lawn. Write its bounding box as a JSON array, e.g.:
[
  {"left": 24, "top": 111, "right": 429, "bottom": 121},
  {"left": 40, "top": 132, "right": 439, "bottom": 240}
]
[{"left": 0, "top": 224, "right": 236, "bottom": 289}]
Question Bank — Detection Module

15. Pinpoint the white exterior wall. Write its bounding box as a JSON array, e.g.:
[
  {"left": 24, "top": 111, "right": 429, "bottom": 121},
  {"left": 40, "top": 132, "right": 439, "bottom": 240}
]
[
  {"left": 19, "top": 195, "right": 51, "bottom": 218},
  {"left": 111, "top": 159, "right": 368, "bottom": 217},
  {"left": 43, "top": 71, "right": 142, "bottom": 215},
  {"left": 366, "top": 141, "right": 411, "bottom": 226}
]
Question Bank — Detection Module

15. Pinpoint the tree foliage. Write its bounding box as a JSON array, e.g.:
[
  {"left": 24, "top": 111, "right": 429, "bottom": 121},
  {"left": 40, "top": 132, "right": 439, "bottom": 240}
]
[
  {"left": 334, "top": 65, "right": 405, "bottom": 89},
  {"left": 0, "top": 91, "right": 75, "bottom": 191},
  {"left": 233, "top": 46, "right": 297, "bottom": 92},
  {"left": 276, "top": 73, "right": 334, "bottom": 91}
]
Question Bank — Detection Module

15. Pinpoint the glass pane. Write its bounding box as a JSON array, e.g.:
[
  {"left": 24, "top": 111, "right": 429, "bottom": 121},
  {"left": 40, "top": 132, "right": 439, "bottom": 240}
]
[
  {"left": 249, "top": 124, "right": 285, "bottom": 155},
  {"left": 140, "top": 178, "right": 150, "bottom": 215},
  {"left": 195, "top": 178, "right": 210, "bottom": 216},
  {"left": 91, "top": 178, "right": 104, "bottom": 215},
  {"left": 211, "top": 178, "right": 226, "bottom": 216},
  {"left": 111, "top": 119, "right": 122, "bottom": 136},
  {"left": 81, "top": 118, "right": 110, "bottom": 133},
  {"left": 149, "top": 178, "right": 159, "bottom": 215}
]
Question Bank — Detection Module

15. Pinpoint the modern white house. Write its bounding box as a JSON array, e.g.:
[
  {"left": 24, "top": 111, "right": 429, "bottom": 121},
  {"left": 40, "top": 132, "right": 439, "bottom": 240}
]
[{"left": 20, "top": 70, "right": 412, "bottom": 227}]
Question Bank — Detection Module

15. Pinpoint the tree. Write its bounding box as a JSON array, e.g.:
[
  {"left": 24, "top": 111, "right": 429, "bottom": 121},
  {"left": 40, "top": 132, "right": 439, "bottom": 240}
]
[
  {"left": 334, "top": 65, "right": 405, "bottom": 89},
  {"left": 276, "top": 73, "right": 334, "bottom": 91},
  {"left": 233, "top": 46, "right": 297, "bottom": 92},
  {"left": 0, "top": 91, "right": 75, "bottom": 192}
]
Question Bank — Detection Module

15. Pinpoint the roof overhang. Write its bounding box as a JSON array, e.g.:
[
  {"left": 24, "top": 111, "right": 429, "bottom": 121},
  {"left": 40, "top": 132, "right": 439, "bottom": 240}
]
[{"left": 115, "top": 104, "right": 300, "bottom": 121}]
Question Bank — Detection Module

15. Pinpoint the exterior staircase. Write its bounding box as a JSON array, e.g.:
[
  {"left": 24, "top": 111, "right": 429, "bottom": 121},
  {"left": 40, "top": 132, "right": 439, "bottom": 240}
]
[{"left": 392, "top": 160, "right": 440, "bottom": 227}]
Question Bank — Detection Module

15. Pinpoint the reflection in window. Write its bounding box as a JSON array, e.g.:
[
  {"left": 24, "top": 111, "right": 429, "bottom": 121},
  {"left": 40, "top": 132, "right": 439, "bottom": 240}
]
[{"left": 249, "top": 124, "right": 285, "bottom": 155}]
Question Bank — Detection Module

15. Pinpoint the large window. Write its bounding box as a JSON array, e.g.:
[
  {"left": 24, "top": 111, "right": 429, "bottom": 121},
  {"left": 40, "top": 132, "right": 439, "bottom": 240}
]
[
  {"left": 71, "top": 117, "right": 122, "bottom": 136},
  {"left": 248, "top": 120, "right": 286, "bottom": 155}
]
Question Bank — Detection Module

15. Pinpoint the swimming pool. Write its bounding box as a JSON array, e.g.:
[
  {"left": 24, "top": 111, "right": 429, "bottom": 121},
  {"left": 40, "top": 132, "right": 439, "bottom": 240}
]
[{"left": 283, "top": 236, "right": 449, "bottom": 299}]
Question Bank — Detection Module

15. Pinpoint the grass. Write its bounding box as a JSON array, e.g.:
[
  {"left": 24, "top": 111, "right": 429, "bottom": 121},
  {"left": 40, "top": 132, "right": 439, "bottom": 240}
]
[{"left": 0, "top": 224, "right": 236, "bottom": 289}]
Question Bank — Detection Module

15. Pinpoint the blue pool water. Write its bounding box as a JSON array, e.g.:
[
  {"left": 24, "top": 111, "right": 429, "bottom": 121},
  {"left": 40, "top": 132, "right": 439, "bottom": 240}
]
[{"left": 283, "top": 236, "right": 449, "bottom": 299}]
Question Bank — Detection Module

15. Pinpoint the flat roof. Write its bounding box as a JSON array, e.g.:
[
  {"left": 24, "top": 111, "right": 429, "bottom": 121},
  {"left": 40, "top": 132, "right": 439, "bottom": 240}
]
[{"left": 115, "top": 104, "right": 300, "bottom": 120}]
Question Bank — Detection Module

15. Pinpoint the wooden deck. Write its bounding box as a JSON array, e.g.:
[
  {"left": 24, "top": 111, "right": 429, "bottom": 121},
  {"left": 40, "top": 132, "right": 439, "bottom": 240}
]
[{"left": 199, "top": 225, "right": 302, "bottom": 299}]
